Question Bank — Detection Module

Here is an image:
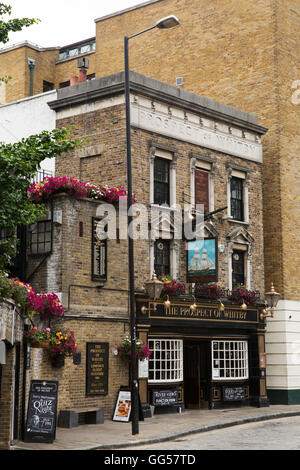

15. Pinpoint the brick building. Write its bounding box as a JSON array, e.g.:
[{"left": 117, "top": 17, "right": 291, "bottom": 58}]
[{"left": 0, "top": 1, "right": 298, "bottom": 449}]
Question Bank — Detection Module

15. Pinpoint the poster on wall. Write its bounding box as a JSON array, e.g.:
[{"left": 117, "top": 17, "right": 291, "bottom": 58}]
[
  {"left": 113, "top": 389, "right": 132, "bottom": 422},
  {"left": 187, "top": 238, "right": 218, "bottom": 283}
]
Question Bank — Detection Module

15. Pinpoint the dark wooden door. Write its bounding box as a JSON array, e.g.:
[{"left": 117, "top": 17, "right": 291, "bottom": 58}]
[
  {"left": 195, "top": 169, "right": 209, "bottom": 214},
  {"left": 184, "top": 344, "right": 201, "bottom": 409}
]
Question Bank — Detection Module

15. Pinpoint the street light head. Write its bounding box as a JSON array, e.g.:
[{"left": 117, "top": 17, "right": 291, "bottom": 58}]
[{"left": 156, "top": 15, "right": 180, "bottom": 29}]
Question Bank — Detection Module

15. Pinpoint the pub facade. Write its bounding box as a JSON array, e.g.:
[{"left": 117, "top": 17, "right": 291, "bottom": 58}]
[{"left": 44, "top": 71, "right": 269, "bottom": 414}]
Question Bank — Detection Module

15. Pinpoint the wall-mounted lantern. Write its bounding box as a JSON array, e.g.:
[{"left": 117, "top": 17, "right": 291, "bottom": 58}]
[{"left": 260, "top": 283, "right": 280, "bottom": 320}]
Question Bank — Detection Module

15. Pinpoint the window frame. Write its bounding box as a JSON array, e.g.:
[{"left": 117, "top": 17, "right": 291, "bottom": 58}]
[
  {"left": 230, "top": 176, "right": 244, "bottom": 221},
  {"left": 28, "top": 220, "right": 53, "bottom": 256},
  {"left": 153, "top": 157, "right": 170, "bottom": 206},
  {"left": 154, "top": 239, "right": 170, "bottom": 279},
  {"left": 211, "top": 340, "right": 249, "bottom": 381},
  {"left": 232, "top": 250, "right": 245, "bottom": 288},
  {"left": 148, "top": 339, "right": 184, "bottom": 383}
]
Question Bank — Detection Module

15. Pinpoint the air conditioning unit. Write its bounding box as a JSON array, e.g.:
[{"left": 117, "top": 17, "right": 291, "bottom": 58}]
[{"left": 78, "top": 57, "right": 89, "bottom": 69}]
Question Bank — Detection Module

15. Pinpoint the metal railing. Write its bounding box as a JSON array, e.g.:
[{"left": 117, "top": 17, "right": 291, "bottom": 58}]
[{"left": 30, "top": 169, "right": 54, "bottom": 184}]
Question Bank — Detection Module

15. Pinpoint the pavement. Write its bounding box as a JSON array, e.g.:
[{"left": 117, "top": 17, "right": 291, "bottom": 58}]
[{"left": 11, "top": 404, "right": 300, "bottom": 451}]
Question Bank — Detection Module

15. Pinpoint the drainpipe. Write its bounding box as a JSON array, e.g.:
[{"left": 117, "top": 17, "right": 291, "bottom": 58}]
[{"left": 27, "top": 58, "right": 35, "bottom": 96}]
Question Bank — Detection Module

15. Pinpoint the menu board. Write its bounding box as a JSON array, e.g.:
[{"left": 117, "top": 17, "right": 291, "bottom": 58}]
[
  {"left": 223, "top": 386, "right": 247, "bottom": 401},
  {"left": 24, "top": 380, "right": 58, "bottom": 443},
  {"left": 113, "top": 390, "right": 132, "bottom": 422},
  {"left": 152, "top": 389, "right": 179, "bottom": 407},
  {"left": 86, "top": 342, "right": 108, "bottom": 396}
]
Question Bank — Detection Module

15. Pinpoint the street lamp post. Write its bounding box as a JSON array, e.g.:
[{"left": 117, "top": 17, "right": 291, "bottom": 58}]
[{"left": 124, "top": 15, "right": 180, "bottom": 436}]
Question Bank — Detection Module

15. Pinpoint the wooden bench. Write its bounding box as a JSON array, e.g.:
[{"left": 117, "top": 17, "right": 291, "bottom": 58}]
[{"left": 58, "top": 407, "right": 104, "bottom": 428}]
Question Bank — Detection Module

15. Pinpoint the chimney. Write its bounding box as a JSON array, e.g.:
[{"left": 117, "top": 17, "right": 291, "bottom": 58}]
[
  {"left": 71, "top": 76, "right": 79, "bottom": 86},
  {"left": 79, "top": 68, "right": 87, "bottom": 83},
  {"left": 78, "top": 57, "right": 89, "bottom": 83}
]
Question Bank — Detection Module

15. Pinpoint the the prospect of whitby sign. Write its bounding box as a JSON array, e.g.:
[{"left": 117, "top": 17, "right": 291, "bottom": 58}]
[
  {"left": 86, "top": 342, "right": 109, "bottom": 396},
  {"left": 138, "top": 301, "right": 259, "bottom": 324}
]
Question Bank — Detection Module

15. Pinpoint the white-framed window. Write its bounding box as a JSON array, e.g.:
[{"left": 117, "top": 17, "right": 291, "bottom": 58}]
[
  {"left": 212, "top": 340, "right": 249, "bottom": 380},
  {"left": 226, "top": 168, "right": 249, "bottom": 223},
  {"left": 148, "top": 339, "right": 183, "bottom": 383},
  {"left": 150, "top": 147, "right": 177, "bottom": 207}
]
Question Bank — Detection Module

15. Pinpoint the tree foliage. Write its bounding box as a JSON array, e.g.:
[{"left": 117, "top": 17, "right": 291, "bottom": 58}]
[
  {"left": 0, "top": 128, "right": 81, "bottom": 271},
  {"left": 0, "top": 3, "right": 39, "bottom": 44}
]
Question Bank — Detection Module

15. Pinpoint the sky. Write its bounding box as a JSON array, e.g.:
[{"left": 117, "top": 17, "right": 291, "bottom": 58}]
[{"left": 3, "top": 0, "right": 149, "bottom": 48}]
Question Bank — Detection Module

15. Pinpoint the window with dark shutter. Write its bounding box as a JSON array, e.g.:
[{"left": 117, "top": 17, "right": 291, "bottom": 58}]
[
  {"left": 154, "top": 158, "right": 170, "bottom": 205},
  {"left": 195, "top": 169, "right": 209, "bottom": 214},
  {"left": 231, "top": 177, "right": 244, "bottom": 221}
]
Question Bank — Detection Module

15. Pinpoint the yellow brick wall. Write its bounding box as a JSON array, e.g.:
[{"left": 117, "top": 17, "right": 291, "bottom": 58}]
[
  {"left": 94, "top": 0, "right": 300, "bottom": 300},
  {"left": 55, "top": 52, "right": 96, "bottom": 88},
  {"left": 0, "top": 46, "right": 95, "bottom": 102},
  {"left": 0, "top": 47, "right": 26, "bottom": 103}
]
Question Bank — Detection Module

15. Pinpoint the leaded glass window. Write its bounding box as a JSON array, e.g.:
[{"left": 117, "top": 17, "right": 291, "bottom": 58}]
[
  {"left": 28, "top": 221, "right": 52, "bottom": 255},
  {"left": 154, "top": 239, "right": 170, "bottom": 278},
  {"left": 230, "top": 177, "right": 244, "bottom": 221},
  {"left": 148, "top": 339, "right": 183, "bottom": 383},
  {"left": 154, "top": 157, "right": 170, "bottom": 205},
  {"left": 212, "top": 341, "right": 249, "bottom": 380}
]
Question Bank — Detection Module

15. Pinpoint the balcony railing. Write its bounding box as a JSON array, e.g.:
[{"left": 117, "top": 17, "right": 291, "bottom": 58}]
[{"left": 31, "top": 169, "right": 54, "bottom": 184}]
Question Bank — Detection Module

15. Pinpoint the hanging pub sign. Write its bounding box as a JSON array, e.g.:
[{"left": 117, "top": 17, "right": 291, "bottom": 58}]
[
  {"left": 187, "top": 237, "right": 218, "bottom": 283},
  {"left": 24, "top": 380, "right": 58, "bottom": 443},
  {"left": 92, "top": 217, "right": 107, "bottom": 281}
]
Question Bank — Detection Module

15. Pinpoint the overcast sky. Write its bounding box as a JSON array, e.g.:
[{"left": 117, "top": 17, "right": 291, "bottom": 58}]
[{"left": 3, "top": 0, "right": 149, "bottom": 48}]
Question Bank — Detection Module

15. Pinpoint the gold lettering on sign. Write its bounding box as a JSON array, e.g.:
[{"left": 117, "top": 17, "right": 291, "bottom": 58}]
[{"left": 162, "top": 305, "right": 252, "bottom": 322}]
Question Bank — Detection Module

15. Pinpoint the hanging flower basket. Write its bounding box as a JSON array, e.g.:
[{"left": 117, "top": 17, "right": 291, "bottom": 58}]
[
  {"left": 47, "top": 328, "right": 77, "bottom": 366},
  {"left": 30, "top": 339, "right": 50, "bottom": 349},
  {"left": 24, "top": 327, "right": 52, "bottom": 348},
  {"left": 230, "top": 284, "right": 258, "bottom": 305},
  {"left": 117, "top": 337, "right": 152, "bottom": 362},
  {"left": 162, "top": 277, "right": 185, "bottom": 297},
  {"left": 24, "top": 327, "right": 77, "bottom": 368}
]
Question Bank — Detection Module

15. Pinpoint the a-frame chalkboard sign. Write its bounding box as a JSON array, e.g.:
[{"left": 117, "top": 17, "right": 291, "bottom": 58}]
[{"left": 24, "top": 380, "right": 58, "bottom": 444}]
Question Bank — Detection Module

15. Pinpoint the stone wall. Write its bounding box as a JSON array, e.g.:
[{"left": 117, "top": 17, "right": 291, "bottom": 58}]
[{"left": 0, "top": 300, "right": 24, "bottom": 450}]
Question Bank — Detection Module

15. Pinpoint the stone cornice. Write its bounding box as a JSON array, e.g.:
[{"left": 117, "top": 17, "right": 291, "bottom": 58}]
[{"left": 49, "top": 71, "right": 268, "bottom": 136}]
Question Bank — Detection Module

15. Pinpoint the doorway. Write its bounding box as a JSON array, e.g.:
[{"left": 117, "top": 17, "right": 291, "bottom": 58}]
[
  {"left": 184, "top": 341, "right": 210, "bottom": 409},
  {"left": 11, "top": 342, "right": 21, "bottom": 441}
]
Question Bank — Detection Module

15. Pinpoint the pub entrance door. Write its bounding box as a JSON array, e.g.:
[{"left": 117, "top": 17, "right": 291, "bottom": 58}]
[{"left": 184, "top": 341, "right": 210, "bottom": 409}]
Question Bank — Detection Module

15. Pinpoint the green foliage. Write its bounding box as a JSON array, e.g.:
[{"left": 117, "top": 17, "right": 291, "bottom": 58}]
[
  {"left": 0, "top": 3, "right": 40, "bottom": 44},
  {"left": 0, "top": 128, "right": 81, "bottom": 271},
  {"left": 0, "top": 272, "right": 28, "bottom": 309}
]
